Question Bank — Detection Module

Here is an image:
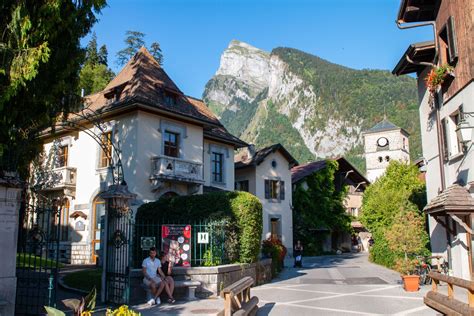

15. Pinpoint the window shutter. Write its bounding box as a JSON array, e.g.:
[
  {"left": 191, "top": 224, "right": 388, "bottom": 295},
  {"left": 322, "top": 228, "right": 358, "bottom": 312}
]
[
  {"left": 447, "top": 16, "right": 458, "bottom": 64},
  {"left": 280, "top": 181, "right": 285, "bottom": 200},
  {"left": 441, "top": 118, "right": 449, "bottom": 160},
  {"left": 265, "top": 180, "right": 270, "bottom": 199}
]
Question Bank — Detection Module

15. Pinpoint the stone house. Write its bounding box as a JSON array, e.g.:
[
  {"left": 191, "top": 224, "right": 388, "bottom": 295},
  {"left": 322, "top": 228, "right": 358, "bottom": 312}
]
[
  {"left": 35, "top": 47, "right": 247, "bottom": 264},
  {"left": 393, "top": 0, "right": 474, "bottom": 280},
  {"left": 234, "top": 144, "right": 298, "bottom": 255},
  {"left": 291, "top": 157, "right": 369, "bottom": 252}
]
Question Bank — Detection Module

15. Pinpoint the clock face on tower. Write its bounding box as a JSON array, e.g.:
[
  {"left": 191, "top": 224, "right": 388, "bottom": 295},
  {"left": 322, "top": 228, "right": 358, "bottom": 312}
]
[{"left": 377, "top": 137, "right": 389, "bottom": 147}]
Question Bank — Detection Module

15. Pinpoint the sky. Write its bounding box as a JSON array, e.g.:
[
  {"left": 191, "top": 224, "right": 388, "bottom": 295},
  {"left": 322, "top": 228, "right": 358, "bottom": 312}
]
[{"left": 84, "top": 0, "right": 433, "bottom": 98}]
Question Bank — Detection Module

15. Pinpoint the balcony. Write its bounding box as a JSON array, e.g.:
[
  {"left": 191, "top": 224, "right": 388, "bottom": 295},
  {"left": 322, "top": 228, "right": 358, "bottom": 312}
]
[
  {"left": 150, "top": 156, "right": 204, "bottom": 191},
  {"left": 37, "top": 166, "right": 77, "bottom": 196}
]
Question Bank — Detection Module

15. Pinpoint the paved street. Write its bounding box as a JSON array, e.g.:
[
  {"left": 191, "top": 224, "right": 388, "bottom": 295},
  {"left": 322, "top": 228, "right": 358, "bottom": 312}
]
[
  {"left": 254, "top": 252, "right": 436, "bottom": 315},
  {"left": 135, "top": 253, "right": 438, "bottom": 315}
]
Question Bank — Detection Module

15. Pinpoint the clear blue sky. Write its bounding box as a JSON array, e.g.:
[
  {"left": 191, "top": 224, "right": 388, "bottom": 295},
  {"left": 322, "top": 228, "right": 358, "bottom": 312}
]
[{"left": 84, "top": 0, "right": 433, "bottom": 98}]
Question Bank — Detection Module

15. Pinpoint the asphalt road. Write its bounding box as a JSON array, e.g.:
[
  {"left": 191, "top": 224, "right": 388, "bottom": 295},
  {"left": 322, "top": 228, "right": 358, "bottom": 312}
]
[{"left": 254, "top": 252, "right": 437, "bottom": 316}]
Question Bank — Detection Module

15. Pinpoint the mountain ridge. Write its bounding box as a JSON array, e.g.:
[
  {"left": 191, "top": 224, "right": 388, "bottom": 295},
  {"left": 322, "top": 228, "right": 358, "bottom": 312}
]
[{"left": 203, "top": 40, "right": 420, "bottom": 173}]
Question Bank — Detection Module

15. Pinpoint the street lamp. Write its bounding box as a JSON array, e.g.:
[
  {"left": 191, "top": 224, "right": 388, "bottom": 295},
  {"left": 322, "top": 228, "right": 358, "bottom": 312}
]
[
  {"left": 455, "top": 111, "right": 474, "bottom": 152},
  {"left": 100, "top": 181, "right": 136, "bottom": 217}
]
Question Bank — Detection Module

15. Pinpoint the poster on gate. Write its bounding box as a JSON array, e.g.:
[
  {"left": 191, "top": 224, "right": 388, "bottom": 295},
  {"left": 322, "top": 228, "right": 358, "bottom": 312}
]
[{"left": 161, "top": 224, "right": 192, "bottom": 267}]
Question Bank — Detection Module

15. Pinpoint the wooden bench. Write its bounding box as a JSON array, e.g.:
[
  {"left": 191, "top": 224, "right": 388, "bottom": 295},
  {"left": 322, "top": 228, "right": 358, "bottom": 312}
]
[
  {"left": 424, "top": 271, "right": 474, "bottom": 316},
  {"left": 142, "top": 280, "right": 201, "bottom": 301},
  {"left": 219, "top": 276, "right": 258, "bottom": 316}
]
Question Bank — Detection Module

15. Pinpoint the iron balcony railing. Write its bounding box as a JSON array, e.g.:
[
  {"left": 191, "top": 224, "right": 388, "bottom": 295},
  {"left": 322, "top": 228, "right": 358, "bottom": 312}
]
[{"left": 150, "top": 155, "right": 204, "bottom": 184}]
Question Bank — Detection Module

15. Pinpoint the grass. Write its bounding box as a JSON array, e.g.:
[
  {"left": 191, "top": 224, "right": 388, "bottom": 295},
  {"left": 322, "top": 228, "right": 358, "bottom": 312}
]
[
  {"left": 63, "top": 269, "right": 102, "bottom": 293},
  {"left": 16, "top": 253, "right": 64, "bottom": 269}
]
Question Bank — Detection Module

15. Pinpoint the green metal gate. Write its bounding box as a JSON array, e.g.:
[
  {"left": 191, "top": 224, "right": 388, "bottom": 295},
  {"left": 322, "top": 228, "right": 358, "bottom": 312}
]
[{"left": 15, "top": 200, "right": 62, "bottom": 315}]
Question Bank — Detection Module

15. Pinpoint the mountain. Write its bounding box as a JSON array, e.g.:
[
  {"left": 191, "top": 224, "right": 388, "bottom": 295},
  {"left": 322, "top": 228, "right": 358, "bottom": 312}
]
[{"left": 203, "top": 40, "right": 421, "bottom": 173}]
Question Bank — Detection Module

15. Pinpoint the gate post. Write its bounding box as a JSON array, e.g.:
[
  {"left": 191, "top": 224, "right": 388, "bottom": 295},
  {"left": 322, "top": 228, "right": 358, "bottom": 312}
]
[
  {"left": 0, "top": 173, "right": 22, "bottom": 316},
  {"left": 100, "top": 182, "right": 136, "bottom": 304}
]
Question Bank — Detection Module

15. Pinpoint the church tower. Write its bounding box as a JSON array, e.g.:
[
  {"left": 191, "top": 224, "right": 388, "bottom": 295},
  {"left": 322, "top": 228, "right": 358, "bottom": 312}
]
[{"left": 363, "top": 119, "right": 410, "bottom": 183}]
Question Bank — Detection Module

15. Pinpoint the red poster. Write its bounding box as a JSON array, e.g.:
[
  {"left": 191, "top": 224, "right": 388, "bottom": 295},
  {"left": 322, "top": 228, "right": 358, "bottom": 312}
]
[{"left": 161, "top": 224, "right": 192, "bottom": 267}]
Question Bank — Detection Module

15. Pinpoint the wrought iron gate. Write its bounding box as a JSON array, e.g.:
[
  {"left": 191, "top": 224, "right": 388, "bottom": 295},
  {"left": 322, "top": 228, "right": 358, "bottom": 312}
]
[
  {"left": 15, "top": 200, "right": 62, "bottom": 315},
  {"left": 104, "top": 206, "right": 133, "bottom": 304}
]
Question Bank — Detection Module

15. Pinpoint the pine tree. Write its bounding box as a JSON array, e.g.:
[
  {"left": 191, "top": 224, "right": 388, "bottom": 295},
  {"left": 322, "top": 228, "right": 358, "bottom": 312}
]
[
  {"left": 98, "top": 45, "right": 108, "bottom": 66},
  {"left": 149, "top": 42, "right": 163, "bottom": 66},
  {"left": 116, "top": 31, "right": 146, "bottom": 66},
  {"left": 85, "top": 32, "right": 99, "bottom": 66}
]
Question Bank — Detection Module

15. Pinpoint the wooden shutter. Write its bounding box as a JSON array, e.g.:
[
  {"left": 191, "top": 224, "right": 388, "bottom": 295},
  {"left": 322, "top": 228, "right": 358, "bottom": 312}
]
[
  {"left": 265, "top": 180, "right": 270, "bottom": 199},
  {"left": 441, "top": 118, "right": 449, "bottom": 160},
  {"left": 279, "top": 181, "right": 285, "bottom": 200},
  {"left": 447, "top": 16, "right": 458, "bottom": 64}
]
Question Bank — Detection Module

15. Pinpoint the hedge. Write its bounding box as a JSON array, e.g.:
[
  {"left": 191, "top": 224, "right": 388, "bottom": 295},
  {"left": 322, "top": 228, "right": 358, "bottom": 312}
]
[{"left": 136, "top": 191, "right": 263, "bottom": 264}]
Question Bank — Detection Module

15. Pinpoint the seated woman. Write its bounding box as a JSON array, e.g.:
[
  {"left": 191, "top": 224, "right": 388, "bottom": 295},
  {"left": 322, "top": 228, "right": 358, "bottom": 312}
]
[{"left": 159, "top": 251, "right": 175, "bottom": 303}]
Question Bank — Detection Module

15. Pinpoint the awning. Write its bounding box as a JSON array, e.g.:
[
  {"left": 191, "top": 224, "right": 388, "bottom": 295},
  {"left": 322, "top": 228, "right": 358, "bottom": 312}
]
[
  {"left": 392, "top": 41, "right": 435, "bottom": 76},
  {"left": 424, "top": 184, "right": 474, "bottom": 234}
]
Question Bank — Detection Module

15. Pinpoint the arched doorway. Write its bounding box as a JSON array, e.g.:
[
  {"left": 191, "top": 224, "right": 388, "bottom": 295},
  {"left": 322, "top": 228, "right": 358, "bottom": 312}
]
[{"left": 91, "top": 197, "right": 105, "bottom": 264}]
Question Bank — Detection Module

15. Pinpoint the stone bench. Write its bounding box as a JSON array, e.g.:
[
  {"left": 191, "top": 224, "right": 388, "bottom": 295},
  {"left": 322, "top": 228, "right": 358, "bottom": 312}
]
[{"left": 141, "top": 280, "right": 201, "bottom": 301}]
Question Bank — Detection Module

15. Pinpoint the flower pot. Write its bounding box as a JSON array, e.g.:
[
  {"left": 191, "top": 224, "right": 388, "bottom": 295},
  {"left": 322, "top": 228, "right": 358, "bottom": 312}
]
[{"left": 402, "top": 275, "right": 420, "bottom": 292}]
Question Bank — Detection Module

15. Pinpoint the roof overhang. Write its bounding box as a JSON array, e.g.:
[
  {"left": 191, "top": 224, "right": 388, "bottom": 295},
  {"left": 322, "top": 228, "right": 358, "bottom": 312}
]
[
  {"left": 392, "top": 41, "right": 435, "bottom": 76},
  {"left": 397, "top": 0, "right": 440, "bottom": 23}
]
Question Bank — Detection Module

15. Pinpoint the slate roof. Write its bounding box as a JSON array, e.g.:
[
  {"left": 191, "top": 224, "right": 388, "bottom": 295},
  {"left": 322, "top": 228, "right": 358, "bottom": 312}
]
[
  {"left": 424, "top": 184, "right": 474, "bottom": 214},
  {"left": 235, "top": 143, "right": 298, "bottom": 169},
  {"left": 363, "top": 119, "right": 409, "bottom": 136},
  {"left": 78, "top": 47, "right": 246, "bottom": 147}
]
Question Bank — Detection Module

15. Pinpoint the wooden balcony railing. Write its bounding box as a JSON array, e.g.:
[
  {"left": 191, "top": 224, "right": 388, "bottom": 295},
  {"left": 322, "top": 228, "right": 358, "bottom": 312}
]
[{"left": 424, "top": 271, "right": 474, "bottom": 315}]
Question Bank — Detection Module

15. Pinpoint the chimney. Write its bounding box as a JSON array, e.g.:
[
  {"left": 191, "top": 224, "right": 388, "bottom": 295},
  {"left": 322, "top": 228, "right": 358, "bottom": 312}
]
[{"left": 247, "top": 144, "right": 256, "bottom": 160}]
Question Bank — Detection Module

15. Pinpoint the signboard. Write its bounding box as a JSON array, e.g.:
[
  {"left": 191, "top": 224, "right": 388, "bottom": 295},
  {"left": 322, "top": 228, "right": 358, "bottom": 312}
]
[
  {"left": 141, "top": 237, "right": 156, "bottom": 250},
  {"left": 197, "top": 232, "right": 209, "bottom": 244},
  {"left": 74, "top": 221, "right": 85, "bottom": 231},
  {"left": 161, "top": 224, "right": 191, "bottom": 267}
]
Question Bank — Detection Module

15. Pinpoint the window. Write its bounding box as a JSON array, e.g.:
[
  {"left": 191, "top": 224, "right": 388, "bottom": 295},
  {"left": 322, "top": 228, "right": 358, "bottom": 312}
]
[
  {"left": 385, "top": 156, "right": 390, "bottom": 162},
  {"left": 164, "top": 131, "right": 179, "bottom": 157},
  {"left": 378, "top": 156, "right": 383, "bottom": 163},
  {"left": 265, "top": 179, "right": 285, "bottom": 201},
  {"left": 235, "top": 180, "right": 249, "bottom": 192},
  {"left": 164, "top": 91, "right": 177, "bottom": 106},
  {"left": 99, "top": 132, "right": 112, "bottom": 168},
  {"left": 441, "top": 109, "right": 464, "bottom": 160},
  {"left": 439, "top": 16, "right": 458, "bottom": 65},
  {"left": 349, "top": 207, "right": 358, "bottom": 217},
  {"left": 57, "top": 145, "right": 68, "bottom": 168},
  {"left": 212, "top": 152, "right": 224, "bottom": 183},
  {"left": 271, "top": 160, "right": 277, "bottom": 168}
]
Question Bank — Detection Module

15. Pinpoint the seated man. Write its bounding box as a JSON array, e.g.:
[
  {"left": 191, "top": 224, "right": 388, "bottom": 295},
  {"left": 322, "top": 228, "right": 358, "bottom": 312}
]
[{"left": 142, "top": 247, "right": 166, "bottom": 305}]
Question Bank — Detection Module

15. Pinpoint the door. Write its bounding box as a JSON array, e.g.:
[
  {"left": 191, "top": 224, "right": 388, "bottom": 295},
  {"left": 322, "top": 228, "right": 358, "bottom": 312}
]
[{"left": 92, "top": 198, "right": 105, "bottom": 264}]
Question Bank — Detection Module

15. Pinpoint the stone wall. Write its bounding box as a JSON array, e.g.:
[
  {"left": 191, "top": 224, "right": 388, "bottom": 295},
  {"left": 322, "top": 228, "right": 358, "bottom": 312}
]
[
  {"left": 49, "top": 242, "right": 91, "bottom": 264},
  {"left": 129, "top": 259, "right": 272, "bottom": 303}
]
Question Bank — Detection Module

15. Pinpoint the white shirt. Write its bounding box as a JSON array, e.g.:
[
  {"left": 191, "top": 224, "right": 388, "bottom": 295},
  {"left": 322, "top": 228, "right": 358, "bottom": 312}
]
[{"left": 142, "top": 257, "right": 161, "bottom": 279}]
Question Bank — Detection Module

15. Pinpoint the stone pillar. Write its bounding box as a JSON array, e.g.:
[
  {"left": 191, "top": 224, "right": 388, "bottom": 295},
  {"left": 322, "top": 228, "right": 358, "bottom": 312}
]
[{"left": 0, "top": 175, "right": 22, "bottom": 315}]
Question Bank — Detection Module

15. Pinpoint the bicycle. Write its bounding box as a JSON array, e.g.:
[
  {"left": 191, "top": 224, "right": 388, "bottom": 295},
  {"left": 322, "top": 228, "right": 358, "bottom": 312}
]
[{"left": 414, "top": 256, "right": 432, "bottom": 285}]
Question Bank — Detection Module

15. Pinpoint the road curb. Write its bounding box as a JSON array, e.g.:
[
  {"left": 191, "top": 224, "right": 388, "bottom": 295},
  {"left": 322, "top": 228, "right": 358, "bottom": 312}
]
[{"left": 58, "top": 275, "right": 90, "bottom": 296}]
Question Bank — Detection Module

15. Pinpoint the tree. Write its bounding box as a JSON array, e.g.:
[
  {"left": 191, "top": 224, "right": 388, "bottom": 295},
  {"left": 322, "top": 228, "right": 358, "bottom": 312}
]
[
  {"left": 98, "top": 45, "right": 108, "bottom": 66},
  {"left": 116, "top": 31, "right": 146, "bottom": 66},
  {"left": 149, "top": 42, "right": 163, "bottom": 65},
  {"left": 0, "top": 0, "right": 107, "bottom": 176},
  {"left": 360, "top": 161, "right": 427, "bottom": 268},
  {"left": 292, "top": 160, "right": 351, "bottom": 255},
  {"left": 386, "top": 208, "right": 428, "bottom": 274},
  {"left": 116, "top": 30, "right": 164, "bottom": 66},
  {"left": 79, "top": 35, "right": 114, "bottom": 95}
]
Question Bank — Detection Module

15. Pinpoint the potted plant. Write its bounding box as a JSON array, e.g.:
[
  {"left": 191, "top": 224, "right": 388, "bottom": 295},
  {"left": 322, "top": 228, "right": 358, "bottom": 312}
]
[
  {"left": 425, "top": 64, "right": 454, "bottom": 107},
  {"left": 385, "top": 208, "right": 428, "bottom": 292}
]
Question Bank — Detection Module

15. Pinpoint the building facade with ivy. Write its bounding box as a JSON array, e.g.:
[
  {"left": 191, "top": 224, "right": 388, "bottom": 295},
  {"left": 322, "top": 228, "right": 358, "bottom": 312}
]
[{"left": 34, "top": 48, "right": 247, "bottom": 264}]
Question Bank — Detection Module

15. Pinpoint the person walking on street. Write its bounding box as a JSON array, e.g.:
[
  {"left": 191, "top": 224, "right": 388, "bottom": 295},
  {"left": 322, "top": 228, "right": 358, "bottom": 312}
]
[{"left": 294, "top": 240, "right": 304, "bottom": 268}]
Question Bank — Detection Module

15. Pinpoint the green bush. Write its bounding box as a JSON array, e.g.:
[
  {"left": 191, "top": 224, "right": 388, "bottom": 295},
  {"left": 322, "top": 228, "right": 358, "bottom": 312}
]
[
  {"left": 136, "top": 191, "right": 263, "bottom": 264},
  {"left": 262, "top": 238, "right": 287, "bottom": 277}
]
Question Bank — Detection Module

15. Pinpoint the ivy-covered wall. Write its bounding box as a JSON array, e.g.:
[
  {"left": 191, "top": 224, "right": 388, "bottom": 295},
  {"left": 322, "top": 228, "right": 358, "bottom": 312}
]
[{"left": 136, "top": 191, "right": 263, "bottom": 264}]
